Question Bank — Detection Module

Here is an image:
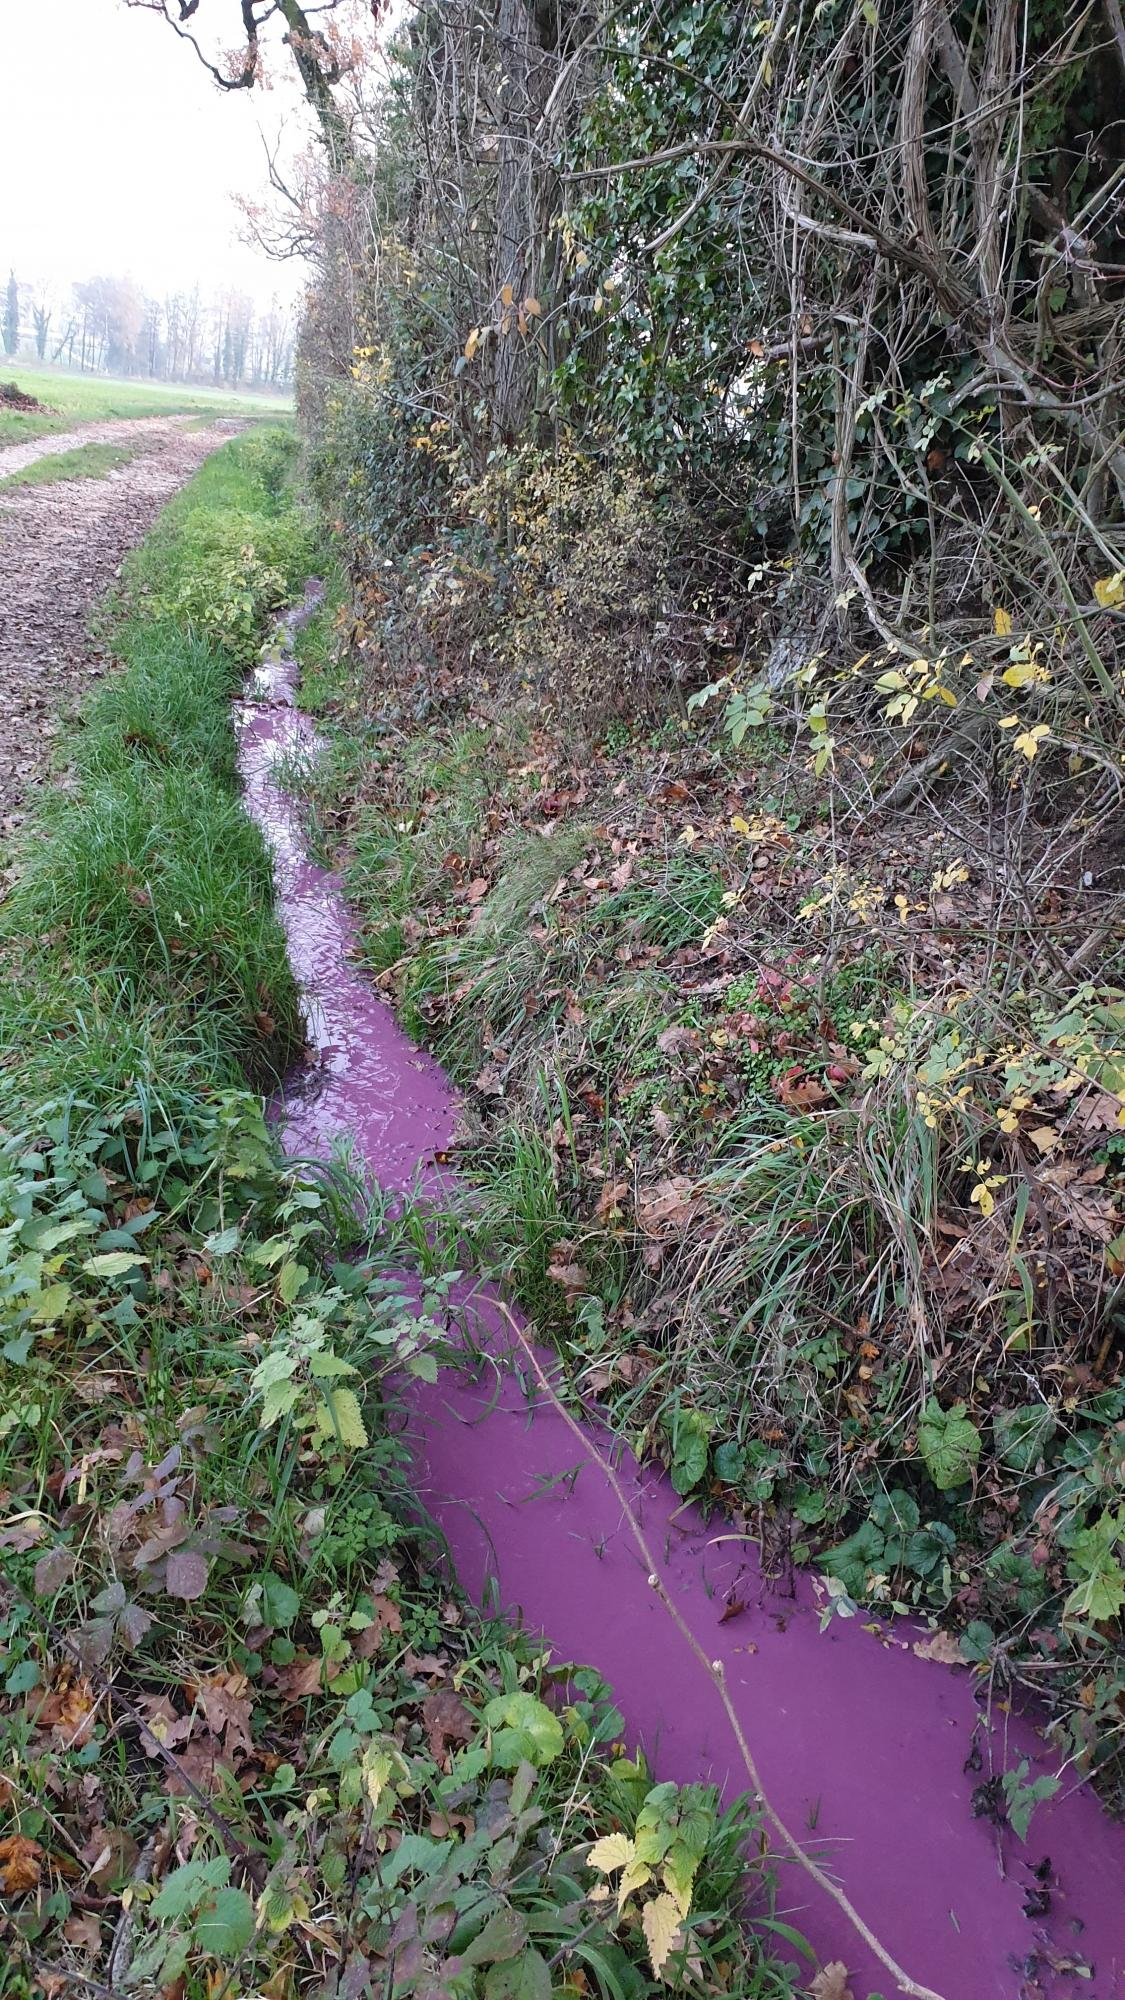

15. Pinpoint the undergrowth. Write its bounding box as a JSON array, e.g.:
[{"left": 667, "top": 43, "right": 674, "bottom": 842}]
[{"left": 296, "top": 656, "right": 1125, "bottom": 1817}]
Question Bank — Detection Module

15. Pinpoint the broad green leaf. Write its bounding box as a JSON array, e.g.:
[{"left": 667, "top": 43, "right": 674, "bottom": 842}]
[
  {"left": 483, "top": 1948, "right": 552, "bottom": 2000},
  {"left": 918, "top": 1400, "right": 981, "bottom": 1490},
  {"left": 587, "top": 1832, "right": 637, "bottom": 1874},
  {"left": 82, "top": 1250, "right": 148, "bottom": 1278},
  {"left": 260, "top": 1572, "right": 301, "bottom": 1627},
  {"left": 259, "top": 1378, "right": 302, "bottom": 1427},
  {"left": 278, "top": 1259, "right": 309, "bottom": 1304},
  {"left": 308, "top": 1350, "right": 358, "bottom": 1379},
  {"left": 462, "top": 1907, "right": 529, "bottom": 1967},
  {"left": 670, "top": 1409, "right": 711, "bottom": 1497},
  {"left": 484, "top": 1691, "right": 564, "bottom": 1769},
  {"left": 193, "top": 1884, "right": 256, "bottom": 1956},
  {"left": 151, "top": 1855, "right": 230, "bottom": 1922}
]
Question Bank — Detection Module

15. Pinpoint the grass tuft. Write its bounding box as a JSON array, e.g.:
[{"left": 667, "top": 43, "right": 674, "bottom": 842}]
[{"left": 0, "top": 440, "right": 139, "bottom": 490}]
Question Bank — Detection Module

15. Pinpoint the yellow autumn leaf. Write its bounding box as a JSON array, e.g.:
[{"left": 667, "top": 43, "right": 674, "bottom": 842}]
[
  {"left": 641, "top": 1893, "right": 684, "bottom": 1979},
  {"left": 678, "top": 824, "right": 698, "bottom": 846},
  {"left": 1002, "top": 661, "right": 1037, "bottom": 688},
  {"left": 730, "top": 814, "right": 751, "bottom": 835},
  {"left": 313, "top": 1387, "right": 368, "bottom": 1450},
  {"left": 587, "top": 1833, "right": 637, "bottom": 1875},
  {"left": 993, "top": 607, "right": 1013, "bottom": 636},
  {"left": 1013, "top": 724, "right": 1050, "bottom": 760},
  {"left": 618, "top": 1856, "right": 654, "bottom": 1910},
  {"left": 1029, "top": 1125, "right": 1058, "bottom": 1153},
  {"left": 464, "top": 327, "right": 480, "bottom": 361},
  {"left": 522, "top": 294, "right": 542, "bottom": 317},
  {"left": 500, "top": 282, "right": 514, "bottom": 308},
  {"left": 1093, "top": 570, "right": 1124, "bottom": 608}
]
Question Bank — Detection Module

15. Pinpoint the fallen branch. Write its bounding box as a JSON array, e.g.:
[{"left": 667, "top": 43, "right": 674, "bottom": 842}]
[{"left": 493, "top": 1302, "right": 947, "bottom": 2000}]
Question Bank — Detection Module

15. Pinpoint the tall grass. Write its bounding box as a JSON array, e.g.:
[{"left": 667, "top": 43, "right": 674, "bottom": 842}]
[{"left": 0, "top": 429, "right": 311, "bottom": 1117}]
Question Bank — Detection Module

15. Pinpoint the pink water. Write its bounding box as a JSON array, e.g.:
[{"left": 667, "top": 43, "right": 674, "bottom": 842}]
[{"left": 236, "top": 601, "right": 1124, "bottom": 2000}]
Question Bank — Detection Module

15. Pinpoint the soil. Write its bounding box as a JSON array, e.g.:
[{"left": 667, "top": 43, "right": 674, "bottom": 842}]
[
  {"left": 0, "top": 417, "right": 241, "bottom": 827},
  {"left": 0, "top": 382, "right": 48, "bottom": 413}
]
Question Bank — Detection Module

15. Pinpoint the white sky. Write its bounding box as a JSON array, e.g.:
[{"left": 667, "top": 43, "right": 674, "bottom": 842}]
[{"left": 0, "top": 0, "right": 314, "bottom": 309}]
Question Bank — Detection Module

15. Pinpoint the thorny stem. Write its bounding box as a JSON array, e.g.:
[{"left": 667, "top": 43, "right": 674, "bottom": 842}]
[{"left": 494, "top": 1302, "right": 947, "bottom": 2000}]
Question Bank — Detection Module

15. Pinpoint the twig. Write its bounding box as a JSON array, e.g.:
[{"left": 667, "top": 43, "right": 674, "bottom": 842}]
[{"left": 493, "top": 1302, "right": 946, "bottom": 2000}]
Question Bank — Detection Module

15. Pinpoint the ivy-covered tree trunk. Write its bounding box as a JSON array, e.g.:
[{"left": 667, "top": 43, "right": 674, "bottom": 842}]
[{"left": 488, "top": 0, "right": 542, "bottom": 441}]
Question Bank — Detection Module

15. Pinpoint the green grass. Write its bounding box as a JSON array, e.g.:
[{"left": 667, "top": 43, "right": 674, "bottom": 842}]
[
  {"left": 0, "top": 439, "right": 139, "bottom": 490},
  {"left": 0, "top": 427, "right": 312, "bottom": 1110},
  {"left": 0, "top": 363, "right": 291, "bottom": 448}
]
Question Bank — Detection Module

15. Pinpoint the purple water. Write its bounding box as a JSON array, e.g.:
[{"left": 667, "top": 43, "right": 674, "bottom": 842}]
[{"left": 236, "top": 600, "right": 1124, "bottom": 2000}]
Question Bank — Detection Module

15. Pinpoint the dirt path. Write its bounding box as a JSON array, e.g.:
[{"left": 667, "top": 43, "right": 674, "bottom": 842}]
[
  {"left": 0, "top": 412, "right": 196, "bottom": 479},
  {"left": 0, "top": 417, "right": 241, "bottom": 827}
]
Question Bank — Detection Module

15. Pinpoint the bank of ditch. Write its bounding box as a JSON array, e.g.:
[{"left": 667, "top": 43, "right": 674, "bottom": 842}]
[
  {"left": 289, "top": 552, "right": 1125, "bottom": 1830},
  {"left": 0, "top": 434, "right": 802, "bottom": 2000}
]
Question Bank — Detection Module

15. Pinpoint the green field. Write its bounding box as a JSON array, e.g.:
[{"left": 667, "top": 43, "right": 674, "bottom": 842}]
[{"left": 0, "top": 363, "right": 292, "bottom": 448}]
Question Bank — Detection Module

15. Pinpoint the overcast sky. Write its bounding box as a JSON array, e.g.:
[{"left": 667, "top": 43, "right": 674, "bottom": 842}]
[{"left": 1, "top": 0, "right": 312, "bottom": 307}]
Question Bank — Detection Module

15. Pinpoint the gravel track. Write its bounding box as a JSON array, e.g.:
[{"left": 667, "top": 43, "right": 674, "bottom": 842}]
[{"left": 0, "top": 418, "right": 240, "bottom": 826}]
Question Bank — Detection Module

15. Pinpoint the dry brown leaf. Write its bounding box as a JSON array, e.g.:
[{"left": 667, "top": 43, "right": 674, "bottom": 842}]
[
  {"left": 1074, "top": 1089, "right": 1125, "bottom": 1133},
  {"left": 62, "top": 1911, "right": 103, "bottom": 1954},
  {"left": 197, "top": 1675, "right": 254, "bottom": 1759},
  {"left": 547, "top": 1256, "right": 588, "bottom": 1299},
  {"left": 422, "top": 1687, "right": 475, "bottom": 1761},
  {"left": 0, "top": 1833, "right": 44, "bottom": 1894},
  {"left": 635, "top": 1176, "right": 700, "bottom": 1237},
  {"left": 595, "top": 1180, "right": 630, "bottom": 1224},
  {"left": 657, "top": 1024, "right": 699, "bottom": 1058},
  {"left": 139, "top": 1694, "right": 194, "bottom": 1753},
  {"left": 810, "top": 1966, "right": 853, "bottom": 2000},
  {"left": 911, "top": 1629, "right": 965, "bottom": 1666},
  {"left": 775, "top": 1070, "right": 830, "bottom": 1111}
]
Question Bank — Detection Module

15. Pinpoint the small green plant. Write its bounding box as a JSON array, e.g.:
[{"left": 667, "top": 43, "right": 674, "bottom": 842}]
[{"left": 688, "top": 675, "right": 772, "bottom": 744}]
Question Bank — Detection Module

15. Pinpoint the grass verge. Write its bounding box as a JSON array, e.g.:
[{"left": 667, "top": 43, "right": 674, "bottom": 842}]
[{"left": 0, "top": 441, "right": 803, "bottom": 1996}]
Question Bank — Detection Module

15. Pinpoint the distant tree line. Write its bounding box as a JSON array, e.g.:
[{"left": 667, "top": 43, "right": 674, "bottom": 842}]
[{"left": 1, "top": 269, "right": 297, "bottom": 388}]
